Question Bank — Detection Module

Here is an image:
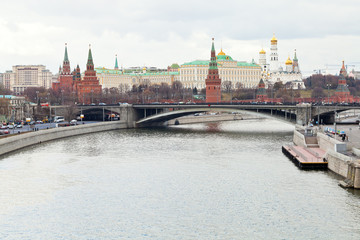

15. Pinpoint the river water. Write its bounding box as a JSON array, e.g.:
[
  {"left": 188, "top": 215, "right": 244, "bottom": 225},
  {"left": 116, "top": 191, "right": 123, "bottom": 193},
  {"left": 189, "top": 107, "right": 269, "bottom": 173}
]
[{"left": 0, "top": 119, "right": 359, "bottom": 239}]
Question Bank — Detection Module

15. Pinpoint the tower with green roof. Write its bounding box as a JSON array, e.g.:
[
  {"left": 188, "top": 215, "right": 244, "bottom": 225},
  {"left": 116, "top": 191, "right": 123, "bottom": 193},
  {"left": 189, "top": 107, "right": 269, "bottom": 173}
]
[
  {"left": 114, "top": 55, "right": 119, "bottom": 70},
  {"left": 205, "top": 38, "right": 222, "bottom": 103}
]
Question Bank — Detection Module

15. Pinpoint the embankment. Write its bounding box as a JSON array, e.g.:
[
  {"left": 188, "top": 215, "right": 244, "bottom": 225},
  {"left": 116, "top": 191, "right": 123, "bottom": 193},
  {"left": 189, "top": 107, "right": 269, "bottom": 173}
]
[
  {"left": 167, "top": 113, "right": 263, "bottom": 125},
  {"left": 0, "top": 121, "right": 129, "bottom": 157}
]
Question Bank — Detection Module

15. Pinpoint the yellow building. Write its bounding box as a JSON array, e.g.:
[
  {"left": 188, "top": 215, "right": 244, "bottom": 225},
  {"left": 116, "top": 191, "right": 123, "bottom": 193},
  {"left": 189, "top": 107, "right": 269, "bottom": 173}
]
[
  {"left": 95, "top": 67, "right": 179, "bottom": 91},
  {"left": 180, "top": 49, "right": 262, "bottom": 89}
]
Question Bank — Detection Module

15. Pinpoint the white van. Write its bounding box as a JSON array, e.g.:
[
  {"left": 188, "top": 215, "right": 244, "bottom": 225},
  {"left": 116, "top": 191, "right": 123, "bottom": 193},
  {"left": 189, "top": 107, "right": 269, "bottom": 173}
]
[{"left": 54, "top": 116, "right": 65, "bottom": 123}]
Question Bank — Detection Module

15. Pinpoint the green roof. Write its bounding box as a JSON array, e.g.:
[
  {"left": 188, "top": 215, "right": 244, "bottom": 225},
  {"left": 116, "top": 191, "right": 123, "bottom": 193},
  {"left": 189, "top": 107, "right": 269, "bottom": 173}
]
[
  {"left": 216, "top": 55, "right": 233, "bottom": 61},
  {"left": 95, "top": 67, "right": 179, "bottom": 76},
  {"left": 182, "top": 60, "right": 210, "bottom": 66},
  {"left": 171, "top": 63, "right": 179, "bottom": 68},
  {"left": 182, "top": 60, "right": 260, "bottom": 68},
  {"left": 237, "top": 62, "right": 260, "bottom": 67}
]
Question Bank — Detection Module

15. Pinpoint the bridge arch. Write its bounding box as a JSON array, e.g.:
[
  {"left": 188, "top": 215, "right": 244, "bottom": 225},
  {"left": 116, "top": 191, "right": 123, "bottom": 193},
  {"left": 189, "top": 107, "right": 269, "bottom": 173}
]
[{"left": 135, "top": 107, "right": 297, "bottom": 127}]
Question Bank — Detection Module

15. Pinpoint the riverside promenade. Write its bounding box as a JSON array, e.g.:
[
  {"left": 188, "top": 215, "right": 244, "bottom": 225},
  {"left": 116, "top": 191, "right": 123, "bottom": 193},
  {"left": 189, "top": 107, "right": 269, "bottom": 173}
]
[{"left": 286, "top": 124, "right": 360, "bottom": 189}]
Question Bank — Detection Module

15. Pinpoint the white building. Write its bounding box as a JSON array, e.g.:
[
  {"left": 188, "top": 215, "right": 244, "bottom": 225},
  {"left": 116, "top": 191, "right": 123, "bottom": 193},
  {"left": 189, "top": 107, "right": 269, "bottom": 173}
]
[
  {"left": 1, "top": 65, "right": 54, "bottom": 94},
  {"left": 258, "top": 34, "right": 305, "bottom": 89}
]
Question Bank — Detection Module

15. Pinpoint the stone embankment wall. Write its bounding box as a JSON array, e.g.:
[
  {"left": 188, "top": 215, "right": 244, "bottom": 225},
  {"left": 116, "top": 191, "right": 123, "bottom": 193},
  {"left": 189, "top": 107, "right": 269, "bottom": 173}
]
[
  {"left": 0, "top": 121, "right": 129, "bottom": 157},
  {"left": 293, "top": 129, "right": 306, "bottom": 147},
  {"left": 325, "top": 150, "right": 353, "bottom": 178},
  {"left": 168, "top": 114, "right": 263, "bottom": 125}
]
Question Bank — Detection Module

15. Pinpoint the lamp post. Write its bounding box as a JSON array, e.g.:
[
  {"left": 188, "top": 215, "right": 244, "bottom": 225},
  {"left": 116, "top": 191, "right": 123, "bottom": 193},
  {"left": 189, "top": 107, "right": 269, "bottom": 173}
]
[{"left": 326, "top": 84, "right": 331, "bottom": 104}]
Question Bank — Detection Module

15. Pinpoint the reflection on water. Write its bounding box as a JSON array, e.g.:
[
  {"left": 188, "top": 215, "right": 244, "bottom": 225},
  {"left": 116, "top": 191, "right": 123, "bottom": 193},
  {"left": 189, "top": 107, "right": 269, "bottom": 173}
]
[{"left": 0, "top": 119, "right": 359, "bottom": 239}]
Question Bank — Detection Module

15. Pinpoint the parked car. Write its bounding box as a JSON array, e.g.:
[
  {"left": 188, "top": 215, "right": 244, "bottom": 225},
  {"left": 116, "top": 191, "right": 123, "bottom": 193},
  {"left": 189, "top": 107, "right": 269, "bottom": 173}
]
[
  {"left": 99, "top": 102, "right": 106, "bottom": 106},
  {"left": 70, "top": 119, "right": 77, "bottom": 125},
  {"left": 0, "top": 125, "right": 8, "bottom": 129},
  {"left": 29, "top": 121, "right": 36, "bottom": 125},
  {"left": 0, "top": 130, "right": 9, "bottom": 135},
  {"left": 16, "top": 124, "right": 23, "bottom": 128},
  {"left": 55, "top": 118, "right": 64, "bottom": 123},
  {"left": 36, "top": 120, "right": 43, "bottom": 124},
  {"left": 8, "top": 125, "right": 14, "bottom": 129}
]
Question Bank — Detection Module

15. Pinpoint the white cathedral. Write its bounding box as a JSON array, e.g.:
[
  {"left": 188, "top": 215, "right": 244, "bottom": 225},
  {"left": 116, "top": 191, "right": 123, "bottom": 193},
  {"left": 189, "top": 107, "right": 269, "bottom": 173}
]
[{"left": 258, "top": 34, "right": 305, "bottom": 89}]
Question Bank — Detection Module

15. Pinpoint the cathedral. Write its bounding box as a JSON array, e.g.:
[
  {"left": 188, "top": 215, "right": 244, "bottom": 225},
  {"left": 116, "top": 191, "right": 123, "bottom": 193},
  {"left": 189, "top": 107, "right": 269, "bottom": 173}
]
[{"left": 258, "top": 34, "right": 305, "bottom": 89}]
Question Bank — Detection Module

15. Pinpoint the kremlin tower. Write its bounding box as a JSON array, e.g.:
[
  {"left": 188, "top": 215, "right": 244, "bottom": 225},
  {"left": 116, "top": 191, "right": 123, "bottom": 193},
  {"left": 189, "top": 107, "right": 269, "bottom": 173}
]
[
  {"left": 114, "top": 55, "right": 119, "bottom": 70},
  {"left": 335, "top": 61, "right": 351, "bottom": 102},
  {"left": 292, "top": 50, "right": 300, "bottom": 73},
  {"left": 340, "top": 60, "right": 347, "bottom": 77},
  {"left": 52, "top": 43, "right": 74, "bottom": 92},
  {"left": 76, "top": 45, "right": 102, "bottom": 104},
  {"left": 256, "top": 79, "right": 267, "bottom": 102},
  {"left": 205, "top": 38, "right": 222, "bottom": 103}
]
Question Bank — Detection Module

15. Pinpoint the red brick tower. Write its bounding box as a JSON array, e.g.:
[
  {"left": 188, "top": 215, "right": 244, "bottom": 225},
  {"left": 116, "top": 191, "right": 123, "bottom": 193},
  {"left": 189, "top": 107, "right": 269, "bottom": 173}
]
[
  {"left": 205, "top": 38, "right": 222, "bottom": 103},
  {"left": 77, "top": 45, "right": 102, "bottom": 104},
  {"left": 72, "top": 64, "right": 81, "bottom": 93},
  {"left": 256, "top": 79, "right": 267, "bottom": 102},
  {"left": 58, "top": 43, "right": 73, "bottom": 91},
  {"left": 335, "top": 62, "right": 351, "bottom": 103}
]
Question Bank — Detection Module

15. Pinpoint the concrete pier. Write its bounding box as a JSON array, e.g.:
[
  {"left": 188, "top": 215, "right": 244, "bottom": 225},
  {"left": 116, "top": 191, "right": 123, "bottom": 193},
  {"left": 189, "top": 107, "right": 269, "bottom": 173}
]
[{"left": 289, "top": 125, "right": 360, "bottom": 189}]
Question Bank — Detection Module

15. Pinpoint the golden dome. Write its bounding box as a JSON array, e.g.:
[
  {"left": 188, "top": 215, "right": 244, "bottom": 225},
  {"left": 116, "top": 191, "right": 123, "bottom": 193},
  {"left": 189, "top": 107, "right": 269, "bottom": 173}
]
[
  {"left": 271, "top": 33, "right": 277, "bottom": 43},
  {"left": 218, "top": 48, "right": 226, "bottom": 56},
  {"left": 285, "top": 56, "right": 293, "bottom": 65},
  {"left": 259, "top": 49, "right": 266, "bottom": 54}
]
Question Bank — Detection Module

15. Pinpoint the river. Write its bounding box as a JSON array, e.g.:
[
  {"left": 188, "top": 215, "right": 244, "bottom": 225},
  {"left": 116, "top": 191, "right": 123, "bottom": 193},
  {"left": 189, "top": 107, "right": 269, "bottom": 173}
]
[{"left": 0, "top": 119, "right": 359, "bottom": 239}]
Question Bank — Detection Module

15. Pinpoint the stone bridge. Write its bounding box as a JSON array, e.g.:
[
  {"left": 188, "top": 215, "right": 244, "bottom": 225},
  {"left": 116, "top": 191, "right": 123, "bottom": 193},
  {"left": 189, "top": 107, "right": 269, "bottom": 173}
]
[{"left": 50, "top": 104, "right": 360, "bottom": 128}]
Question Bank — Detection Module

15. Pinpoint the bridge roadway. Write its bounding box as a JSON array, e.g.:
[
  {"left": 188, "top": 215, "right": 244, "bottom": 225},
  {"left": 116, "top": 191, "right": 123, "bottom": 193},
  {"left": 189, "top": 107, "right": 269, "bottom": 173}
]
[
  {"left": 133, "top": 103, "right": 360, "bottom": 127},
  {"left": 50, "top": 103, "right": 360, "bottom": 127}
]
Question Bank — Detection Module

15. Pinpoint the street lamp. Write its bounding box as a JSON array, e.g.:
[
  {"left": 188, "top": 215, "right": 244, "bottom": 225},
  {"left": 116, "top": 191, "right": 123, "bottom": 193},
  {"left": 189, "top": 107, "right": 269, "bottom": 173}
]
[{"left": 326, "top": 84, "right": 331, "bottom": 104}]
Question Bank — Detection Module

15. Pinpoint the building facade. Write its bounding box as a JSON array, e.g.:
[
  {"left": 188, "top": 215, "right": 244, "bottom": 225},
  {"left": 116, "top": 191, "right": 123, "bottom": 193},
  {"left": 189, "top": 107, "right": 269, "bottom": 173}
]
[
  {"left": 259, "top": 34, "right": 304, "bottom": 89},
  {"left": 95, "top": 64, "right": 179, "bottom": 91},
  {"left": 1, "top": 65, "right": 53, "bottom": 94},
  {"left": 180, "top": 50, "right": 262, "bottom": 90}
]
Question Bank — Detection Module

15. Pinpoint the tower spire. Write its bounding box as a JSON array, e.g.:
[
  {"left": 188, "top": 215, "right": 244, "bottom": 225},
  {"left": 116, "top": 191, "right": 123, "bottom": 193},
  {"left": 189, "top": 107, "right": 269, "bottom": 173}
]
[
  {"left": 87, "top": 44, "right": 94, "bottom": 66},
  {"left": 64, "top": 43, "right": 69, "bottom": 62},
  {"left": 114, "top": 54, "right": 119, "bottom": 70}
]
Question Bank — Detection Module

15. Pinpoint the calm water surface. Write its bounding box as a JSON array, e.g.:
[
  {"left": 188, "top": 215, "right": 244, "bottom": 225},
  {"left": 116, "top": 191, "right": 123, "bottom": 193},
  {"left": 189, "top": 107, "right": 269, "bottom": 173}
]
[{"left": 0, "top": 119, "right": 359, "bottom": 239}]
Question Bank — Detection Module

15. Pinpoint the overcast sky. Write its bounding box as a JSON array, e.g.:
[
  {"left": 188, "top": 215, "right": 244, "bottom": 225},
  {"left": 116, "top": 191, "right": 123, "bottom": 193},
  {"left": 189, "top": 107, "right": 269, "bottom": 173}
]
[{"left": 0, "top": 0, "right": 359, "bottom": 76}]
